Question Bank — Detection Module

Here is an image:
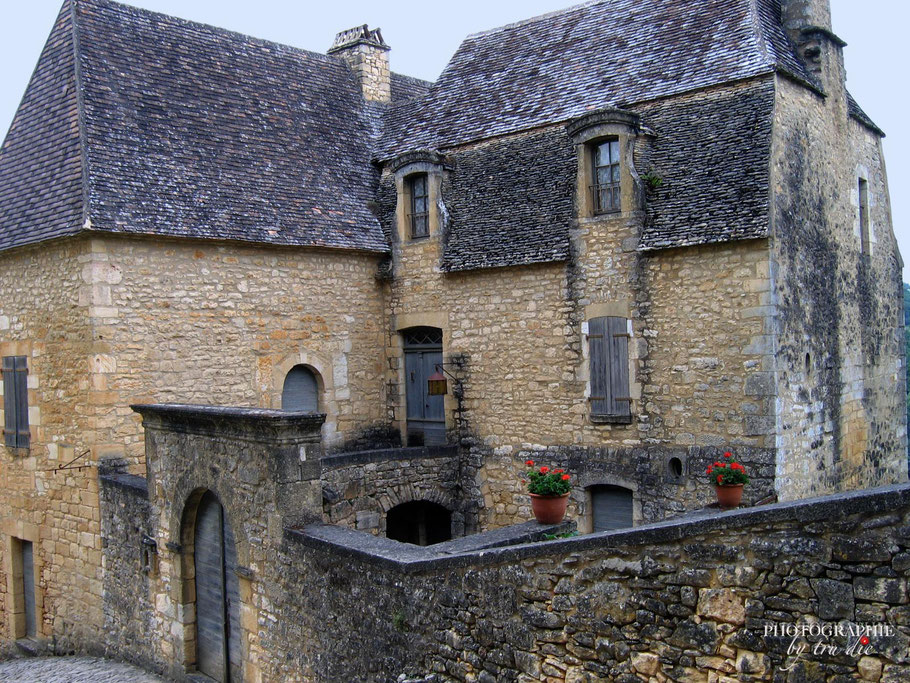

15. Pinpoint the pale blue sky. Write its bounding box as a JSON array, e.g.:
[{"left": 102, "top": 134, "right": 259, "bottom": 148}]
[{"left": 1, "top": 1, "right": 907, "bottom": 281}]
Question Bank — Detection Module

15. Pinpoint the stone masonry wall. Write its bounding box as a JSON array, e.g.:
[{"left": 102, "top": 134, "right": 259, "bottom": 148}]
[
  {"left": 92, "top": 235, "right": 387, "bottom": 467},
  {"left": 283, "top": 484, "right": 910, "bottom": 682},
  {"left": 0, "top": 237, "right": 102, "bottom": 651},
  {"left": 384, "top": 117, "right": 777, "bottom": 528},
  {"left": 771, "top": 75, "right": 907, "bottom": 500},
  {"left": 319, "top": 446, "right": 477, "bottom": 536}
]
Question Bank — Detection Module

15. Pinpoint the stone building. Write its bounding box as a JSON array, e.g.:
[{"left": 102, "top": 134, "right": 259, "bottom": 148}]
[{"left": 0, "top": 0, "right": 906, "bottom": 678}]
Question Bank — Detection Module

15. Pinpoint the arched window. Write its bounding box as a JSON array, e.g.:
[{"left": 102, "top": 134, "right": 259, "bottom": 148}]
[
  {"left": 386, "top": 500, "right": 452, "bottom": 546},
  {"left": 281, "top": 365, "right": 319, "bottom": 412},
  {"left": 588, "top": 485, "right": 634, "bottom": 532}
]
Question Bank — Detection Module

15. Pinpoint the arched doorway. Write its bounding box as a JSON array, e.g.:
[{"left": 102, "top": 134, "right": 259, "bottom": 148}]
[
  {"left": 281, "top": 365, "right": 319, "bottom": 412},
  {"left": 193, "top": 491, "right": 242, "bottom": 682},
  {"left": 386, "top": 500, "right": 452, "bottom": 545},
  {"left": 401, "top": 327, "right": 445, "bottom": 446}
]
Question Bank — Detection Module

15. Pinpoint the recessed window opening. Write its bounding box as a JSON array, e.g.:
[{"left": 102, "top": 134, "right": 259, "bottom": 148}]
[
  {"left": 386, "top": 500, "right": 452, "bottom": 546},
  {"left": 669, "top": 457, "right": 683, "bottom": 479},
  {"left": 592, "top": 139, "right": 621, "bottom": 214},
  {"left": 282, "top": 365, "right": 319, "bottom": 412},
  {"left": 858, "top": 177, "right": 870, "bottom": 256},
  {"left": 589, "top": 485, "right": 633, "bottom": 532},
  {"left": 408, "top": 173, "right": 429, "bottom": 239}
]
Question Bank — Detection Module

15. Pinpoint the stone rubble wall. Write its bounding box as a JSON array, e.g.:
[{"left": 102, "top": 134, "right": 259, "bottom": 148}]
[
  {"left": 285, "top": 485, "right": 910, "bottom": 682},
  {"left": 0, "top": 237, "right": 101, "bottom": 648},
  {"left": 770, "top": 76, "right": 908, "bottom": 500}
]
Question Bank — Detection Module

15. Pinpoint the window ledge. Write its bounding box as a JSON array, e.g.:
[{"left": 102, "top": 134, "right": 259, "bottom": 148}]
[{"left": 590, "top": 414, "right": 634, "bottom": 425}]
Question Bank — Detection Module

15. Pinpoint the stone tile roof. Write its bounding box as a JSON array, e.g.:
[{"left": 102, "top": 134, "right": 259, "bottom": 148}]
[
  {"left": 847, "top": 92, "right": 884, "bottom": 137},
  {"left": 377, "top": 0, "right": 813, "bottom": 158},
  {"left": 636, "top": 78, "right": 776, "bottom": 251},
  {"left": 441, "top": 129, "right": 574, "bottom": 272},
  {"left": 0, "top": 0, "right": 389, "bottom": 254},
  {"left": 0, "top": 2, "right": 84, "bottom": 252}
]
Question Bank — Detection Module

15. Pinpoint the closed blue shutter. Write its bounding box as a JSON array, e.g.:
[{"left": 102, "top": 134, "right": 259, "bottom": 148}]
[
  {"left": 591, "top": 486, "right": 634, "bottom": 531},
  {"left": 281, "top": 366, "right": 318, "bottom": 412},
  {"left": 3, "top": 356, "right": 29, "bottom": 448}
]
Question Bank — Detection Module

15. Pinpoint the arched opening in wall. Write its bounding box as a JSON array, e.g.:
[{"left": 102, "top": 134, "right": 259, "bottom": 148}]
[
  {"left": 189, "top": 491, "right": 242, "bottom": 682},
  {"left": 401, "top": 327, "right": 445, "bottom": 446},
  {"left": 282, "top": 364, "right": 320, "bottom": 412},
  {"left": 386, "top": 500, "right": 452, "bottom": 546},
  {"left": 588, "top": 485, "right": 634, "bottom": 532}
]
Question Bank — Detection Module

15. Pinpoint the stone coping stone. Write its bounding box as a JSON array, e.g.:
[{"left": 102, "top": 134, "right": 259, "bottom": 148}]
[
  {"left": 131, "top": 403, "right": 326, "bottom": 445},
  {"left": 99, "top": 472, "right": 149, "bottom": 497},
  {"left": 290, "top": 483, "right": 910, "bottom": 574},
  {"left": 321, "top": 445, "right": 457, "bottom": 469},
  {"left": 288, "top": 519, "right": 575, "bottom": 572}
]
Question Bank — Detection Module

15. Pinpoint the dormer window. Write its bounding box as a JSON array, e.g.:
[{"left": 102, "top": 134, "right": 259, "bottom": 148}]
[
  {"left": 409, "top": 173, "right": 429, "bottom": 239},
  {"left": 592, "top": 139, "right": 621, "bottom": 215},
  {"left": 567, "top": 108, "right": 641, "bottom": 219}
]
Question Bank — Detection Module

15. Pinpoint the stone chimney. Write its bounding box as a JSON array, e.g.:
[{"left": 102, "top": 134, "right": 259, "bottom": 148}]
[
  {"left": 328, "top": 25, "right": 391, "bottom": 104},
  {"left": 780, "top": 0, "right": 846, "bottom": 95}
]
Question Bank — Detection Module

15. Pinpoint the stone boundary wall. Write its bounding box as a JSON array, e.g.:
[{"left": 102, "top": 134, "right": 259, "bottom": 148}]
[
  {"left": 319, "top": 446, "right": 479, "bottom": 535},
  {"left": 285, "top": 484, "right": 910, "bottom": 681}
]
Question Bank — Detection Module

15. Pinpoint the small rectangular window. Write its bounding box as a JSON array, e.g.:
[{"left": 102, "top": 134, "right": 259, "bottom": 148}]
[
  {"left": 858, "top": 178, "right": 870, "bottom": 256},
  {"left": 409, "top": 174, "right": 429, "bottom": 239},
  {"left": 592, "top": 139, "right": 621, "bottom": 214},
  {"left": 2, "top": 356, "right": 29, "bottom": 449},
  {"left": 588, "top": 316, "right": 632, "bottom": 420},
  {"left": 11, "top": 537, "right": 37, "bottom": 638}
]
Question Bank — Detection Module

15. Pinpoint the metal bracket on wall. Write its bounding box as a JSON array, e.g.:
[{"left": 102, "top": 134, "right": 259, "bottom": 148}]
[{"left": 54, "top": 449, "right": 93, "bottom": 473}]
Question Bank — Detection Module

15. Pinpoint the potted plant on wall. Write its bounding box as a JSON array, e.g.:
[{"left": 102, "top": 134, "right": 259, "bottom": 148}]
[
  {"left": 708, "top": 452, "right": 749, "bottom": 508},
  {"left": 524, "top": 461, "right": 572, "bottom": 524}
]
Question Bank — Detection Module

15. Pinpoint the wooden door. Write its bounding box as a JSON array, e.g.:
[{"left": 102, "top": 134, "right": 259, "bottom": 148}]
[
  {"left": 403, "top": 328, "right": 445, "bottom": 446},
  {"left": 194, "top": 492, "right": 241, "bottom": 681},
  {"left": 591, "top": 485, "right": 634, "bottom": 532}
]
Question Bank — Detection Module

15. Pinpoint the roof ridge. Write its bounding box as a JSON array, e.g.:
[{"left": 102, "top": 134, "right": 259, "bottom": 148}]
[
  {"left": 72, "top": 0, "right": 341, "bottom": 67},
  {"left": 463, "top": 0, "right": 605, "bottom": 42},
  {"left": 69, "top": 0, "right": 92, "bottom": 231}
]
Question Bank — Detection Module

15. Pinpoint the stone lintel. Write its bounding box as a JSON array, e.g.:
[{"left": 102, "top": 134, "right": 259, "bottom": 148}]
[{"left": 131, "top": 403, "right": 325, "bottom": 446}]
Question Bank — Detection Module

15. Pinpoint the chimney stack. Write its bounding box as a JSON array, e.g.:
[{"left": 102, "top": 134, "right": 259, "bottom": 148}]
[
  {"left": 328, "top": 25, "right": 391, "bottom": 104},
  {"left": 780, "top": 0, "right": 845, "bottom": 96}
]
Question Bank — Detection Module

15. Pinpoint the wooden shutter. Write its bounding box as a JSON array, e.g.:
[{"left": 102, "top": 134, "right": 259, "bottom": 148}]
[
  {"left": 606, "top": 317, "right": 631, "bottom": 418},
  {"left": 588, "top": 318, "right": 631, "bottom": 417},
  {"left": 591, "top": 486, "right": 634, "bottom": 532},
  {"left": 281, "top": 366, "right": 318, "bottom": 412},
  {"left": 588, "top": 317, "right": 609, "bottom": 415},
  {"left": 3, "top": 356, "right": 29, "bottom": 448}
]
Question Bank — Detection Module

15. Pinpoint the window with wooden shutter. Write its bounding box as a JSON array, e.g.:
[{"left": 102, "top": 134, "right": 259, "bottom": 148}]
[
  {"left": 588, "top": 317, "right": 632, "bottom": 422},
  {"left": 2, "top": 356, "right": 29, "bottom": 449}
]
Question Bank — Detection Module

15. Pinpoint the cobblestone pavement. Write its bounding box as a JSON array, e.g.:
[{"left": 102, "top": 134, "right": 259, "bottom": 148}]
[{"left": 0, "top": 656, "right": 165, "bottom": 682}]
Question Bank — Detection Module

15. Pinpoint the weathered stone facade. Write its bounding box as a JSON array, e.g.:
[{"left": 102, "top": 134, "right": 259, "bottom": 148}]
[
  {"left": 97, "top": 408, "right": 910, "bottom": 681},
  {"left": 0, "top": 0, "right": 906, "bottom": 675}
]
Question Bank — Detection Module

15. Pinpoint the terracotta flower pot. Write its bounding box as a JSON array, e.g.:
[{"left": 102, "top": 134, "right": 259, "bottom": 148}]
[
  {"left": 715, "top": 484, "right": 744, "bottom": 509},
  {"left": 530, "top": 493, "right": 569, "bottom": 524}
]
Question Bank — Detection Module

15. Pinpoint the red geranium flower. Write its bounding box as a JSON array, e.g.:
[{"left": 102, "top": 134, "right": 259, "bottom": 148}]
[
  {"left": 554, "top": 469, "right": 564, "bottom": 473},
  {"left": 561, "top": 474, "right": 570, "bottom": 481},
  {"left": 707, "top": 466, "right": 714, "bottom": 474},
  {"left": 716, "top": 474, "right": 723, "bottom": 485},
  {"left": 526, "top": 460, "right": 534, "bottom": 466},
  {"left": 724, "top": 452, "right": 732, "bottom": 458},
  {"left": 540, "top": 466, "right": 549, "bottom": 474}
]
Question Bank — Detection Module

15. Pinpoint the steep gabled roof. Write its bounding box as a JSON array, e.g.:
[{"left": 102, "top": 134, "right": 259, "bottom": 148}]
[
  {"left": 0, "top": 0, "right": 390, "bottom": 254},
  {"left": 0, "top": 2, "right": 84, "bottom": 251},
  {"left": 378, "top": 0, "right": 813, "bottom": 158}
]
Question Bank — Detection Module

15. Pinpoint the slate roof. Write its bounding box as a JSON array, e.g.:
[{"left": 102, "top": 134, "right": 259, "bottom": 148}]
[
  {"left": 636, "top": 78, "right": 776, "bottom": 251},
  {"left": 441, "top": 129, "right": 575, "bottom": 272},
  {"left": 377, "top": 0, "right": 815, "bottom": 158},
  {"left": 0, "top": 0, "right": 391, "bottom": 254}
]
